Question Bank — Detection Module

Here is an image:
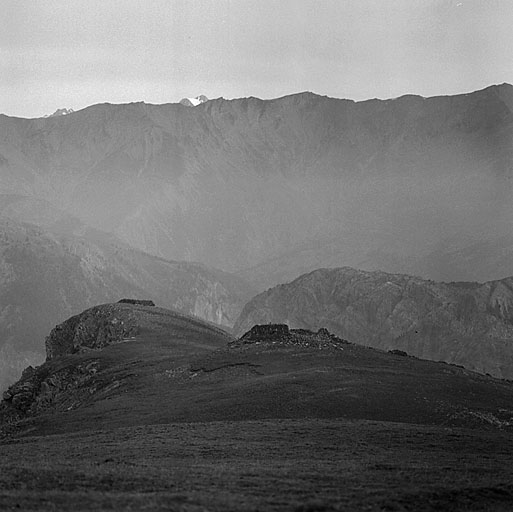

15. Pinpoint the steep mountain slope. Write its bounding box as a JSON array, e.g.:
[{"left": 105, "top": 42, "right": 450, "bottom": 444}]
[
  {"left": 0, "top": 218, "right": 254, "bottom": 391},
  {"left": 1, "top": 84, "right": 512, "bottom": 276},
  {"left": 234, "top": 267, "right": 513, "bottom": 379}
]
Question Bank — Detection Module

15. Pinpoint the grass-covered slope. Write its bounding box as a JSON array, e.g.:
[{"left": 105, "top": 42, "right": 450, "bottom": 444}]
[
  {"left": 3, "top": 306, "right": 513, "bottom": 436},
  {"left": 2, "top": 419, "right": 513, "bottom": 512}
]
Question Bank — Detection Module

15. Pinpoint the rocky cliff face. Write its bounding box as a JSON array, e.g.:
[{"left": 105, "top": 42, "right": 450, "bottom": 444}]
[
  {"left": 1, "top": 85, "right": 513, "bottom": 278},
  {"left": 44, "top": 303, "right": 143, "bottom": 360},
  {"left": 234, "top": 267, "right": 513, "bottom": 379}
]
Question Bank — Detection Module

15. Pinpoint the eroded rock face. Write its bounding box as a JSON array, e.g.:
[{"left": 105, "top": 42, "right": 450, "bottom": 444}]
[
  {"left": 45, "top": 304, "right": 142, "bottom": 360},
  {"left": 1, "top": 360, "right": 100, "bottom": 420}
]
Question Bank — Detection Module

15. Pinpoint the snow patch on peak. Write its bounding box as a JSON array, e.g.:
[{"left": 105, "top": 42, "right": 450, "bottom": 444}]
[
  {"left": 44, "top": 108, "right": 74, "bottom": 118},
  {"left": 179, "top": 95, "right": 209, "bottom": 107}
]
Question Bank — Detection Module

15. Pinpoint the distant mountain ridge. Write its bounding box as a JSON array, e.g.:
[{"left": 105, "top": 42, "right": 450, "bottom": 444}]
[
  {"left": 1, "top": 84, "right": 512, "bottom": 279},
  {"left": 239, "top": 231, "right": 513, "bottom": 292},
  {"left": 234, "top": 267, "right": 513, "bottom": 379}
]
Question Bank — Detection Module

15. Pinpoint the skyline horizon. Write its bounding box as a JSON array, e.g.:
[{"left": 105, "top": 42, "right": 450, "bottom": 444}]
[
  {"left": 3, "top": 80, "right": 512, "bottom": 120},
  {"left": 4, "top": 1, "right": 513, "bottom": 119}
]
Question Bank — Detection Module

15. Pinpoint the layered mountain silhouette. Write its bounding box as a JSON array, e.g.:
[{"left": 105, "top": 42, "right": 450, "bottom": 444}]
[
  {"left": 239, "top": 231, "right": 513, "bottom": 292},
  {"left": 234, "top": 267, "right": 513, "bottom": 379},
  {"left": 1, "top": 84, "right": 512, "bottom": 280},
  {"left": 3, "top": 302, "right": 513, "bottom": 435},
  {"left": 0, "top": 217, "right": 254, "bottom": 391}
]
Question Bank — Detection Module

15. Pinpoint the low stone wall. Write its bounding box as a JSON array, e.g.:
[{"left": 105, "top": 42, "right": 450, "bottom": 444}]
[
  {"left": 238, "top": 324, "right": 350, "bottom": 349},
  {"left": 241, "top": 324, "right": 290, "bottom": 341},
  {"left": 118, "top": 299, "right": 155, "bottom": 306}
]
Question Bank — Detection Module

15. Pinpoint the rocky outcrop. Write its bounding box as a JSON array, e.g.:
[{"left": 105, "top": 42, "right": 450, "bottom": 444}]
[
  {"left": 45, "top": 303, "right": 144, "bottom": 360},
  {"left": 1, "top": 302, "right": 232, "bottom": 424},
  {"left": 234, "top": 267, "right": 513, "bottom": 379},
  {"left": 1, "top": 360, "right": 100, "bottom": 422}
]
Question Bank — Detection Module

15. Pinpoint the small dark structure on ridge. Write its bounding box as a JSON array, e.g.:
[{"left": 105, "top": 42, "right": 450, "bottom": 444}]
[
  {"left": 389, "top": 349, "right": 408, "bottom": 357},
  {"left": 244, "top": 324, "right": 290, "bottom": 340},
  {"left": 238, "top": 324, "right": 350, "bottom": 350},
  {"left": 118, "top": 299, "right": 155, "bottom": 307}
]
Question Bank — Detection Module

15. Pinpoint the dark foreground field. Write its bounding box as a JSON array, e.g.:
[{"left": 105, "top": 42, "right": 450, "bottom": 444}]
[{"left": 1, "top": 418, "right": 513, "bottom": 511}]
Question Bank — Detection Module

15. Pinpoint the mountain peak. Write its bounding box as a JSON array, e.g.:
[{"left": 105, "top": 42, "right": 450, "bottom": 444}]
[
  {"left": 44, "top": 107, "right": 74, "bottom": 118},
  {"left": 179, "top": 95, "right": 209, "bottom": 107}
]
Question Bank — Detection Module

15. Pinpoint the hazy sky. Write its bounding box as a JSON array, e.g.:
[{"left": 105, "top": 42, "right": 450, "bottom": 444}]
[{"left": 2, "top": 0, "right": 513, "bottom": 118}]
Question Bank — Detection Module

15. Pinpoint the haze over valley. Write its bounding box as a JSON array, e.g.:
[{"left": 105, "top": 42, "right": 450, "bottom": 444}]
[
  {"left": 1, "top": 84, "right": 513, "bottom": 391},
  {"left": 3, "top": 1, "right": 513, "bottom": 509},
  {"left": 1, "top": 84, "right": 513, "bottom": 281}
]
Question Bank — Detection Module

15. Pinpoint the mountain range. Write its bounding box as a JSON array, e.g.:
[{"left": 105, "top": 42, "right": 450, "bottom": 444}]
[
  {"left": 1, "top": 84, "right": 512, "bottom": 283},
  {"left": 2, "top": 84, "right": 513, "bottom": 391}
]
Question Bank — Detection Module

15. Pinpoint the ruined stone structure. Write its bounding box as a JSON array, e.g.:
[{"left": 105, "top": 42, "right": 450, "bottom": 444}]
[
  {"left": 118, "top": 299, "right": 155, "bottom": 307},
  {"left": 238, "top": 324, "right": 349, "bottom": 349},
  {"left": 241, "top": 324, "right": 290, "bottom": 341}
]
